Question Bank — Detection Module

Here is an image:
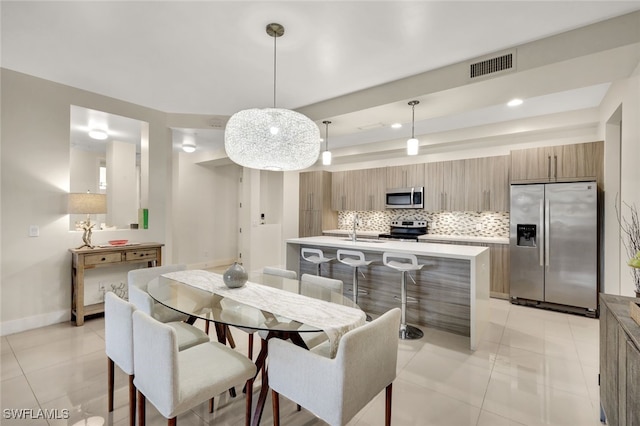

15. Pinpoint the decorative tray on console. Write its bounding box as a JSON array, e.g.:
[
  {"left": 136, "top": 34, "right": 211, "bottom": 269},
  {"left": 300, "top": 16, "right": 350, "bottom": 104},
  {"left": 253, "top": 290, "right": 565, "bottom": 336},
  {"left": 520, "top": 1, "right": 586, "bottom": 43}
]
[{"left": 631, "top": 301, "right": 640, "bottom": 327}]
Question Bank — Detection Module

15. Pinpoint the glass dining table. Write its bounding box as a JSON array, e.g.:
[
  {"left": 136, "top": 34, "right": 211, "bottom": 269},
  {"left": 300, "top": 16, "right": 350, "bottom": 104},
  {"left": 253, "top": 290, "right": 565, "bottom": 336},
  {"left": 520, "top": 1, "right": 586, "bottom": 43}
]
[{"left": 147, "top": 270, "right": 365, "bottom": 426}]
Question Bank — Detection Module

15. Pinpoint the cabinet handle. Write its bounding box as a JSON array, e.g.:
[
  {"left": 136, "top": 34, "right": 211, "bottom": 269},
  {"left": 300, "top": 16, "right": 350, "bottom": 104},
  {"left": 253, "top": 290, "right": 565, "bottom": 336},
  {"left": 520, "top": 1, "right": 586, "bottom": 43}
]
[
  {"left": 547, "top": 155, "right": 551, "bottom": 179},
  {"left": 554, "top": 155, "right": 558, "bottom": 179}
]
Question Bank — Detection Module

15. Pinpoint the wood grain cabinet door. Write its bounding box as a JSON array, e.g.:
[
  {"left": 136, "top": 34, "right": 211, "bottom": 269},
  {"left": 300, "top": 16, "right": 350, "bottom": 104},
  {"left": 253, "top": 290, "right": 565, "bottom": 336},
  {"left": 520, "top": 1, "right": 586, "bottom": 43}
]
[
  {"left": 386, "top": 164, "right": 424, "bottom": 188},
  {"left": 331, "top": 171, "right": 346, "bottom": 211},
  {"left": 424, "top": 162, "right": 444, "bottom": 211},
  {"left": 442, "top": 160, "right": 466, "bottom": 211}
]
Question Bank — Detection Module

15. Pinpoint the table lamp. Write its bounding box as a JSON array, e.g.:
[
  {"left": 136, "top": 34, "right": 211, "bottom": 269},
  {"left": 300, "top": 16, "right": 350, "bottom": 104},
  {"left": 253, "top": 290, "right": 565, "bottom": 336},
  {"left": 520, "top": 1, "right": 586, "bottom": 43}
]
[{"left": 68, "top": 192, "right": 107, "bottom": 249}]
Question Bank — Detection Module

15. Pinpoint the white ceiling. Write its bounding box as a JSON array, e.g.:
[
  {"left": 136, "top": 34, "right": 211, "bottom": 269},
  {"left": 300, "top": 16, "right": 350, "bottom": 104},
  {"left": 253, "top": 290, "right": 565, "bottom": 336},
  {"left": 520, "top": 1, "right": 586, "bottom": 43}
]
[{"left": 3, "top": 1, "right": 640, "bottom": 162}]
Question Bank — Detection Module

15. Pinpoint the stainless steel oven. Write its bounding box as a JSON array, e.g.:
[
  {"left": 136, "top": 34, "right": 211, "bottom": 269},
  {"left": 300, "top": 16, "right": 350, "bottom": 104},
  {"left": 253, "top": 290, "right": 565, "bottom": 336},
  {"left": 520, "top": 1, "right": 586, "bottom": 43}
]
[{"left": 385, "top": 187, "right": 424, "bottom": 209}]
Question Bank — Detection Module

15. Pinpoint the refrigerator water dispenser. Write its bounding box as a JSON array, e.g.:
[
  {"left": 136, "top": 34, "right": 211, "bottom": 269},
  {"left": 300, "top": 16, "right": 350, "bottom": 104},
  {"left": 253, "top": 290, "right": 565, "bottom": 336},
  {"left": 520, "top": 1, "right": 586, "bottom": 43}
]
[{"left": 516, "top": 224, "right": 537, "bottom": 247}]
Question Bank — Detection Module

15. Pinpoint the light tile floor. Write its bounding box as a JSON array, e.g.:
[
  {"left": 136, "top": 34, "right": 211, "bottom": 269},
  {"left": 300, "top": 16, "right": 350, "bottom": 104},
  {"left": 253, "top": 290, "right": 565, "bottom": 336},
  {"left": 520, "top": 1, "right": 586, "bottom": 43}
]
[{"left": 1, "top": 299, "right": 602, "bottom": 426}]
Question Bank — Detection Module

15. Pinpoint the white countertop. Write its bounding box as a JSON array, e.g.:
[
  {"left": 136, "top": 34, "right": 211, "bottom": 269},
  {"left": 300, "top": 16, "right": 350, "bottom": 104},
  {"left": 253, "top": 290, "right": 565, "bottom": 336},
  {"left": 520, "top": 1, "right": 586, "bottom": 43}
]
[
  {"left": 322, "top": 229, "right": 381, "bottom": 237},
  {"left": 287, "top": 236, "right": 488, "bottom": 260},
  {"left": 323, "top": 229, "right": 509, "bottom": 245},
  {"left": 419, "top": 234, "right": 509, "bottom": 245}
]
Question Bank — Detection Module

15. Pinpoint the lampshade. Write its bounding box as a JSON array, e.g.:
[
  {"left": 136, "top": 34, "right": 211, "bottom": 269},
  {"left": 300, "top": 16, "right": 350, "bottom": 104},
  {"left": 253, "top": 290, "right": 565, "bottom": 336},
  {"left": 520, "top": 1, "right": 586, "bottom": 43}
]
[
  {"left": 224, "top": 23, "right": 320, "bottom": 171},
  {"left": 407, "top": 100, "right": 420, "bottom": 156},
  {"left": 68, "top": 193, "right": 107, "bottom": 214},
  {"left": 225, "top": 108, "right": 320, "bottom": 171},
  {"left": 407, "top": 138, "right": 419, "bottom": 156}
]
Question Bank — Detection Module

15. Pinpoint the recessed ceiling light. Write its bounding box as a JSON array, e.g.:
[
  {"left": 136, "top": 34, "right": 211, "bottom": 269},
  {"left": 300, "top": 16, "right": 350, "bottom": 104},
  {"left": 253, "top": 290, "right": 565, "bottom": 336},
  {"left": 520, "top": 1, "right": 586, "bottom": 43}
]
[
  {"left": 88, "top": 129, "right": 108, "bottom": 140},
  {"left": 391, "top": 123, "right": 402, "bottom": 129},
  {"left": 182, "top": 134, "right": 196, "bottom": 153},
  {"left": 507, "top": 98, "right": 523, "bottom": 107}
]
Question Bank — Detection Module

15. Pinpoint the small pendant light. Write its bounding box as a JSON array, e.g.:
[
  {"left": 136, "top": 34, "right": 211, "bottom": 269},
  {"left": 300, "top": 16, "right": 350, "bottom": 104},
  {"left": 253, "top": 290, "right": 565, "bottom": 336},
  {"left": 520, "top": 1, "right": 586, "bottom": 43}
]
[
  {"left": 322, "top": 120, "right": 332, "bottom": 165},
  {"left": 407, "top": 100, "right": 419, "bottom": 156}
]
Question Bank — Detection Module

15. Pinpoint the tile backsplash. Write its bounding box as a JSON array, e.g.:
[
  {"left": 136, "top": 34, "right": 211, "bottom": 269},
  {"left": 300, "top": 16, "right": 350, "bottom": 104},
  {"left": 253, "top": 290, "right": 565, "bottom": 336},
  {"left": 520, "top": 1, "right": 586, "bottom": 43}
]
[{"left": 337, "top": 210, "right": 509, "bottom": 238}]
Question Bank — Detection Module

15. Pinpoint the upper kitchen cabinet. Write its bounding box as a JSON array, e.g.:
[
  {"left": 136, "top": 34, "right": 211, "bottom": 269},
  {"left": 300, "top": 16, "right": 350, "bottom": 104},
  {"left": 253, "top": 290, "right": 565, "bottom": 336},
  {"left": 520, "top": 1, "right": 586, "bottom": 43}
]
[
  {"left": 465, "top": 156, "right": 510, "bottom": 211},
  {"left": 331, "top": 168, "right": 386, "bottom": 211},
  {"left": 362, "top": 167, "right": 387, "bottom": 211},
  {"left": 299, "top": 171, "right": 336, "bottom": 237},
  {"left": 386, "top": 164, "right": 424, "bottom": 189},
  {"left": 511, "top": 141, "right": 603, "bottom": 187},
  {"left": 424, "top": 160, "right": 465, "bottom": 211}
]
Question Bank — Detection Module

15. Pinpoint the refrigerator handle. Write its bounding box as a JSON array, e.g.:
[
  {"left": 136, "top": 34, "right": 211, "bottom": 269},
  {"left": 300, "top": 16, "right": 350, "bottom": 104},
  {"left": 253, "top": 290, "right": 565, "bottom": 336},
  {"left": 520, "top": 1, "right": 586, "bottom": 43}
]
[
  {"left": 539, "top": 199, "right": 544, "bottom": 267},
  {"left": 545, "top": 198, "right": 550, "bottom": 267}
]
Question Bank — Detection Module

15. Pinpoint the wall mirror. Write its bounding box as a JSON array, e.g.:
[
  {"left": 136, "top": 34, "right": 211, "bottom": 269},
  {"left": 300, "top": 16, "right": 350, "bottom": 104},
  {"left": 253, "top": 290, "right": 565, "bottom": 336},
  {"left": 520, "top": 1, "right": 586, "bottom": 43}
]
[{"left": 70, "top": 105, "right": 149, "bottom": 230}]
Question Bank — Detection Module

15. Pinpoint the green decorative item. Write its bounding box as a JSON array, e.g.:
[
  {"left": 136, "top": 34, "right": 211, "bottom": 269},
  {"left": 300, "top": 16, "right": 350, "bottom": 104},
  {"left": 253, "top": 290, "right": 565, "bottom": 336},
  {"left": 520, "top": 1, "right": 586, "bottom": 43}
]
[{"left": 223, "top": 262, "right": 248, "bottom": 289}]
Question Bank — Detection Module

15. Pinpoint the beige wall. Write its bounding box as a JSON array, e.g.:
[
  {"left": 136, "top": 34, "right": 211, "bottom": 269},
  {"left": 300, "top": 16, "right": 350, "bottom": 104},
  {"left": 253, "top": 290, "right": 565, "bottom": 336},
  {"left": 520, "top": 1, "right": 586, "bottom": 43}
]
[
  {"left": 0, "top": 69, "right": 172, "bottom": 334},
  {"left": 600, "top": 69, "right": 640, "bottom": 296}
]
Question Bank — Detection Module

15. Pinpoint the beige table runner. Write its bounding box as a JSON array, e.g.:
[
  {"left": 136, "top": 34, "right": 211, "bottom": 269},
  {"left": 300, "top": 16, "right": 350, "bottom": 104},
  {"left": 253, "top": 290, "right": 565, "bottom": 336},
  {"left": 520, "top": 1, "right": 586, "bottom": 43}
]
[{"left": 161, "top": 269, "right": 366, "bottom": 357}]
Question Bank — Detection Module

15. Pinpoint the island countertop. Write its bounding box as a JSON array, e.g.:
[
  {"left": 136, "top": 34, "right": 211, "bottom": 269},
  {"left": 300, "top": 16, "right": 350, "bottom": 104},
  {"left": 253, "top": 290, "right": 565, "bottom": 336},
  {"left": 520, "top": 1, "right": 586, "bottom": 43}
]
[{"left": 286, "top": 236, "right": 488, "bottom": 260}]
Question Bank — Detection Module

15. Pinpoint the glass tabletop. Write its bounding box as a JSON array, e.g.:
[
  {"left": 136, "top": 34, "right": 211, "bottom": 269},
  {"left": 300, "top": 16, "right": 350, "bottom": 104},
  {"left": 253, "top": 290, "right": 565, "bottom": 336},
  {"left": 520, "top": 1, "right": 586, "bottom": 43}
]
[{"left": 147, "top": 271, "right": 360, "bottom": 333}]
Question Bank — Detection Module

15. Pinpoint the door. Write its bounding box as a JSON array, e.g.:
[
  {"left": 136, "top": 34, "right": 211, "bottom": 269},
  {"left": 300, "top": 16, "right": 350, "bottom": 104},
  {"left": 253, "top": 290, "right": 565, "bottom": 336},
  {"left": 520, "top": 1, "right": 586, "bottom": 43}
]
[
  {"left": 510, "top": 184, "right": 544, "bottom": 301},
  {"left": 544, "top": 182, "right": 597, "bottom": 309}
]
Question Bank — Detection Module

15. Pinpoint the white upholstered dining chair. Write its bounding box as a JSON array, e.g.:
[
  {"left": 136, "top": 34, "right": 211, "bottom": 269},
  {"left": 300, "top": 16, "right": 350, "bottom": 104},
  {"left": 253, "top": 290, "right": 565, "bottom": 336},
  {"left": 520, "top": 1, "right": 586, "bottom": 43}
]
[
  {"left": 127, "top": 264, "right": 189, "bottom": 323},
  {"left": 269, "top": 308, "right": 401, "bottom": 426},
  {"left": 128, "top": 264, "right": 235, "bottom": 346},
  {"left": 132, "top": 310, "right": 257, "bottom": 426},
  {"left": 104, "top": 292, "right": 210, "bottom": 426},
  {"left": 263, "top": 266, "right": 298, "bottom": 280}
]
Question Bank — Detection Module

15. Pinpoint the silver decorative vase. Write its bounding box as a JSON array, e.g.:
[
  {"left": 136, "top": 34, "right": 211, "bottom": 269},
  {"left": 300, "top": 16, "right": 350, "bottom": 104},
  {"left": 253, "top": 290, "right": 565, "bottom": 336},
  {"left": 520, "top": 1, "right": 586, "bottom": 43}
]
[{"left": 223, "top": 262, "right": 248, "bottom": 289}]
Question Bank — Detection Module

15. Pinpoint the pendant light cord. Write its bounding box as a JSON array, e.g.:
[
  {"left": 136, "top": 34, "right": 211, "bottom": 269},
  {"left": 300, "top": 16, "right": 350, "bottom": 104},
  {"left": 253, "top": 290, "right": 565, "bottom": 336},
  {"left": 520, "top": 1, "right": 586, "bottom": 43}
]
[
  {"left": 408, "top": 100, "right": 419, "bottom": 138},
  {"left": 273, "top": 32, "right": 277, "bottom": 108},
  {"left": 322, "top": 120, "right": 331, "bottom": 151}
]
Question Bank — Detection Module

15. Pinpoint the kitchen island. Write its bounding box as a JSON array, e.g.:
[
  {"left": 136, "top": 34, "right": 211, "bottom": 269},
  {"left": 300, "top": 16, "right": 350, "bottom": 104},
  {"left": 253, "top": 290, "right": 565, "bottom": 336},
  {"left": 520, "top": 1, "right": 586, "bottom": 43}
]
[{"left": 286, "top": 236, "right": 490, "bottom": 350}]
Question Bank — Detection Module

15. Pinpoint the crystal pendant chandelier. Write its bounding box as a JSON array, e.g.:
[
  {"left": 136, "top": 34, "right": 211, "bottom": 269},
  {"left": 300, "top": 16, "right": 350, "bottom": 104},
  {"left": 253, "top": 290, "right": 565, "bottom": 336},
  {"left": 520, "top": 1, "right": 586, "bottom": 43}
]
[
  {"left": 322, "top": 120, "right": 332, "bottom": 166},
  {"left": 407, "top": 100, "right": 420, "bottom": 156},
  {"left": 224, "top": 23, "right": 320, "bottom": 171}
]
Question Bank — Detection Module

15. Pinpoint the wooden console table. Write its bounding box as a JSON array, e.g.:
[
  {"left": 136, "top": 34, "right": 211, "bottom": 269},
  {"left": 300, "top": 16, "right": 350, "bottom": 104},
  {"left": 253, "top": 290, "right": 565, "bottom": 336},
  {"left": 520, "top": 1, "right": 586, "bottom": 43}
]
[{"left": 69, "top": 242, "right": 164, "bottom": 325}]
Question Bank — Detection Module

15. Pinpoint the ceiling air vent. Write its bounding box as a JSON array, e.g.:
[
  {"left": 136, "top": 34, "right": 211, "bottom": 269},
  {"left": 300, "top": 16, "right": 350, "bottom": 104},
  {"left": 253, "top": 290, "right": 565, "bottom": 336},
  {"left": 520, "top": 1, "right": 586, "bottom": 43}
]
[{"left": 470, "top": 53, "right": 513, "bottom": 79}]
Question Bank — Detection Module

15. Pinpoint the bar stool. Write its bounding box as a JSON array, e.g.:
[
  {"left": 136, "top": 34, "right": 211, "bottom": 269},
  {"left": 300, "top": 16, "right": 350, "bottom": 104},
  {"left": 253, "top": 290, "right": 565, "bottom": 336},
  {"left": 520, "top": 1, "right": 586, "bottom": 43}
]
[
  {"left": 383, "top": 252, "right": 424, "bottom": 340},
  {"left": 301, "top": 248, "right": 333, "bottom": 276},
  {"left": 336, "top": 249, "right": 372, "bottom": 320}
]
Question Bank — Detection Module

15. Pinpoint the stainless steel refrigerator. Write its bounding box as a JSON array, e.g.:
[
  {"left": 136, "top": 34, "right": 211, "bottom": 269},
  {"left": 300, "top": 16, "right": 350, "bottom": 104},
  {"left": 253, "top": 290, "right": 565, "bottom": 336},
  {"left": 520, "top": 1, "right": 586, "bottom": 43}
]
[{"left": 510, "top": 181, "right": 598, "bottom": 315}]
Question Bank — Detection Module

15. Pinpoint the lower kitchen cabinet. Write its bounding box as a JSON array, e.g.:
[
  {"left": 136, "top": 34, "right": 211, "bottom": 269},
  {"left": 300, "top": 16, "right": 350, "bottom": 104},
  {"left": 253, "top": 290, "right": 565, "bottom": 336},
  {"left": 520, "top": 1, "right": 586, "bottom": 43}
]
[
  {"left": 600, "top": 294, "right": 640, "bottom": 426},
  {"left": 424, "top": 239, "right": 509, "bottom": 298}
]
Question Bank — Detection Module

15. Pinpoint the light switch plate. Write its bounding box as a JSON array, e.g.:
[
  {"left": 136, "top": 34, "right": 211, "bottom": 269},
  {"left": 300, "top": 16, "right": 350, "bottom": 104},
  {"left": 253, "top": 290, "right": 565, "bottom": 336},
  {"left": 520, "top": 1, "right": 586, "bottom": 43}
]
[{"left": 29, "top": 225, "right": 39, "bottom": 237}]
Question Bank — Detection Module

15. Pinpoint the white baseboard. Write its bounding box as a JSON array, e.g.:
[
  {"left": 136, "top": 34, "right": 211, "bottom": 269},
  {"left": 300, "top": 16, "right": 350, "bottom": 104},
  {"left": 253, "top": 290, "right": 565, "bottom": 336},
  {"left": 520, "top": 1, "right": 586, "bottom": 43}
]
[
  {"left": 187, "top": 257, "right": 236, "bottom": 271},
  {"left": 1, "top": 309, "right": 70, "bottom": 337}
]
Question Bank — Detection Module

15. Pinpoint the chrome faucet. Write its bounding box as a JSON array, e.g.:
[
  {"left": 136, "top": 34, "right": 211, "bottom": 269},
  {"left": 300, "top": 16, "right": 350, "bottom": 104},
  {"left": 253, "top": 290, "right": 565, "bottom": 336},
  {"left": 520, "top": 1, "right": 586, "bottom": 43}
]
[{"left": 352, "top": 213, "right": 359, "bottom": 242}]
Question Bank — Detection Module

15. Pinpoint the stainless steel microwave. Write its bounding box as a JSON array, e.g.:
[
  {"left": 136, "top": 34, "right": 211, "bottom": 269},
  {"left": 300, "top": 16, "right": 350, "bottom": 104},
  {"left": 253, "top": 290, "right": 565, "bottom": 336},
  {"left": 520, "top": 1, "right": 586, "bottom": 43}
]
[{"left": 385, "top": 187, "right": 424, "bottom": 209}]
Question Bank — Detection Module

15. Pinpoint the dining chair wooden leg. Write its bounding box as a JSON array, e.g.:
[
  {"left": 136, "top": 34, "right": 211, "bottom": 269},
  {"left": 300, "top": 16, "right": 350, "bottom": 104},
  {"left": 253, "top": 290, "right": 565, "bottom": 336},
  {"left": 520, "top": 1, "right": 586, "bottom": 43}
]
[
  {"left": 247, "top": 334, "right": 254, "bottom": 360},
  {"left": 385, "top": 383, "right": 393, "bottom": 426},
  {"left": 107, "top": 358, "right": 114, "bottom": 412},
  {"left": 245, "top": 378, "right": 254, "bottom": 426},
  {"left": 128, "top": 375, "right": 136, "bottom": 426},
  {"left": 209, "top": 397, "right": 214, "bottom": 413},
  {"left": 137, "top": 390, "right": 146, "bottom": 426},
  {"left": 205, "top": 321, "right": 210, "bottom": 335},
  {"left": 271, "top": 390, "right": 280, "bottom": 426},
  {"left": 168, "top": 418, "right": 176, "bottom": 426}
]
